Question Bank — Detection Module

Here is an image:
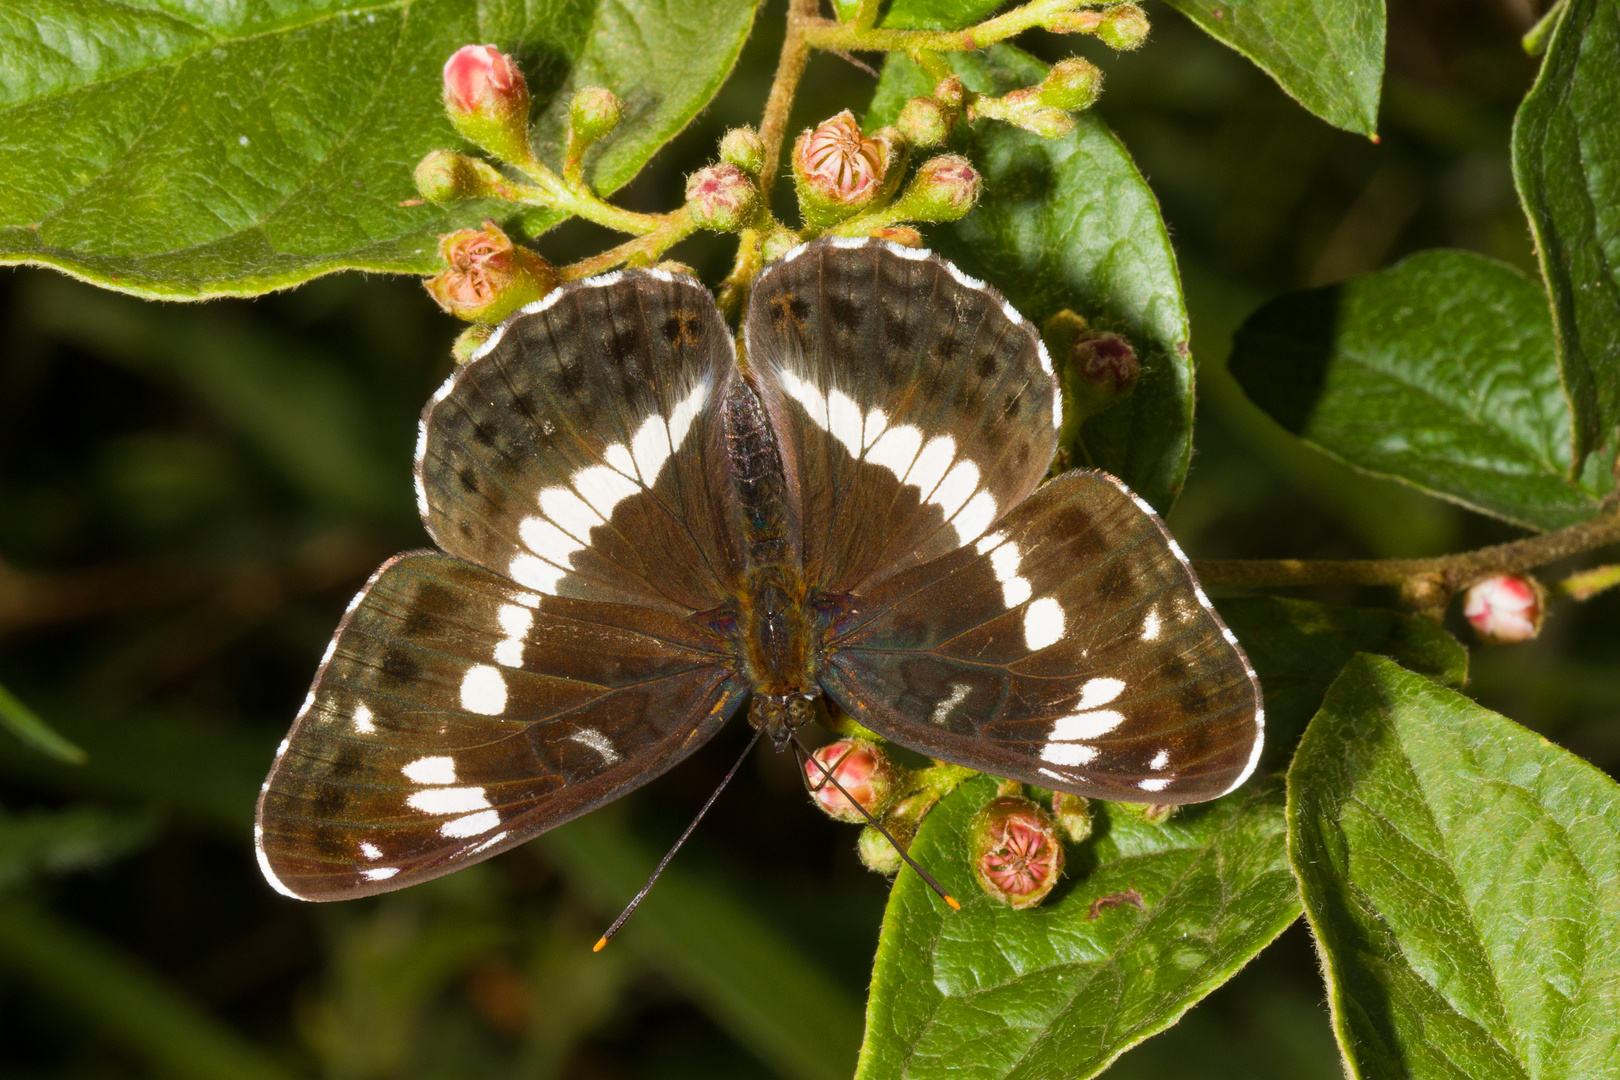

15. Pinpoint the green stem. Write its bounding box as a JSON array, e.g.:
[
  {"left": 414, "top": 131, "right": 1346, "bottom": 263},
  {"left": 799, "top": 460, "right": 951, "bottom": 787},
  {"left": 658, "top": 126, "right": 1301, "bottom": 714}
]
[
  {"left": 803, "top": 0, "right": 1077, "bottom": 53},
  {"left": 1555, "top": 563, "right": 1620, "bottom": 601},
  {"left": 560, "top": 210, "right": 699, "bottom": 281},
  {"left": 506, "top": 159, "right": 664, "bottom": 235}
]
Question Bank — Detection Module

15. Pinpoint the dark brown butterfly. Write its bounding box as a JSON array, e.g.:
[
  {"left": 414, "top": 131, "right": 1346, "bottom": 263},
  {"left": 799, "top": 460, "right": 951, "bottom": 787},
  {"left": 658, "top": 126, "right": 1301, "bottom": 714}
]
[{"left": 255, "top": 238, "right": 1263, "bottom": 901}]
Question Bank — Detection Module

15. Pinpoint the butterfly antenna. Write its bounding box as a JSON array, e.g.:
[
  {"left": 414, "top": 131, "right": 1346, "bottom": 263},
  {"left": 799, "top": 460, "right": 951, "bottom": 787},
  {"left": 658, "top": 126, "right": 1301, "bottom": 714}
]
[
  {"left": 792, "top": 731, "right": 960, "bottom": 911},
  {"left": 594, "top": 726, "right": 764, "bottom": 952}
]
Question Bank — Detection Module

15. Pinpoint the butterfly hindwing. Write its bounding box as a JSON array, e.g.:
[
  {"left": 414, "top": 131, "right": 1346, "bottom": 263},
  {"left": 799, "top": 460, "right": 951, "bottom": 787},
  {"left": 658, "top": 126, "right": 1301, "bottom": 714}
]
[
  {"left": 256, "top": 553, "right": 747, "bottom": 901},
  {"left": 819, "top": 470, "right": 1263, "bottom": 803},
  {"left": 744, "top": 238, "right": 1059, "bottom": 595},
  {"left": 418, "top": 269, "right": 739, "bottom": 615}
]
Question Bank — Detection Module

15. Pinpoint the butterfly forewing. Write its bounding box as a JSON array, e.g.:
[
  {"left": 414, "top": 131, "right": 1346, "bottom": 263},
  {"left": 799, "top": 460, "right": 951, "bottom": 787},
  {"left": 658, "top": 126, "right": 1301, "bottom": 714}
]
[
  {"left": 419, "top": 270, "right": 739, "bottom": 615},
  {"left": 820, "top": 470, "right": 1263, "bottom": 803},
  {"left": 744, "top": 239, "right": 1059, "bottom": 595},
  {"left": 256, "top": 553, "right": 747, "bottom": 901}
]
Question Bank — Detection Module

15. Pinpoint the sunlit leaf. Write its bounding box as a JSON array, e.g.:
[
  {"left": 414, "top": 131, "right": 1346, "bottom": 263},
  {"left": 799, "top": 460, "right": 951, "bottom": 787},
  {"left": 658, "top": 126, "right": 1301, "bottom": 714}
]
[
  {"left": 1163, "top": 0, "right": 1385, "bottom": 135},
  {"left": 1290, "top": 654, "right": 1620, "bottom": 1079},
  {"left": 0, "top": 0, "right": 760, "bottom": 298},
  {"left": 856, "top": 775, "right": 1299, "bottom": 1080},
  {"left": 1228, "top": 249, "right": 1610, "bottom": 530}
]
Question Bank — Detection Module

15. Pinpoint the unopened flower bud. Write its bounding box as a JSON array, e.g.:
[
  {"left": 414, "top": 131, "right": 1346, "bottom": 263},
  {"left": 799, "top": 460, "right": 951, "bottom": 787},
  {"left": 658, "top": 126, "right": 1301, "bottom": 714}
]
[
  {"left": 685, "top": 163, "right": 759, "bottom": 232},
  {"left": 1047, "top": 311, "right": 1139, "bottom": 424},
  {"left": 806, "top": 738, "right": 902, "bottom": 823},
  {"left": 451, "top": 324, "right": 493, "bottom": 365},
  {"left": 1117, "top": 801, "right": 1175, "bottom": 825},
  {"left": 1051, "top": 792, "right": 1093, "bottom": 844},
  {"left": 857, "top": 821, "right": 914, "bottom": 876},
  {"left": 1463, "top": 574, "right": 1546, "bottom": 644},
  {"left": 871, "top": 225, "right": 923, "bottom": 248},
  {"left": 719, "top": 126, "right": 766, "bottom": 176},
  {"left": 425, "top": 221, "right": 559, "bottom": 324},
  {"left": 971, "top": 88, "right": 1074, "bottom": 139},
  {"left": 414, "top": 150, "right": 507, "bottom": 203},
  {"left": 762, "top": 228, "right": 802, "bottom": 263},
  {"left": 1039, "top": 58, "right": 1103, "bottom": 112},
  {"left": 892, "top": 154, "right": 980, "bottom": 223},
  {"left": 442, "top": 45, "right": 532, "bottom": 164},
  {"left": 970, "top": 796, "right": 1063, "bottom": 908},
  {"left": 868, "top": 126, "right": 909, "bottom": 199},
  {"left": 1098, "top": 3, "right": 1150, "bottom": 50},
  {"left": 933, "top": 76, "right": 966, "bottom": 114},
  {"left": 898, "top": 96, "right": 952, "bottom": 148},
  {"left": 794, "top": 110, "right": 888, "bottom": 227},
  {"left": 569, "top": 86, "right": 621, "bottom": 144}
]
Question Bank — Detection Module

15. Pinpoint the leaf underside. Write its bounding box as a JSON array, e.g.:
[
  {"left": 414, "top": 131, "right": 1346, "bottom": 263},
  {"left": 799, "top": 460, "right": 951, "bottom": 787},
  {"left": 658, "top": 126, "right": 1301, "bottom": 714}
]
[
  {"left": 1289, "top": 655, "right": 1620, "bottom": 1079},
  {"left": 0, "top": 0, "right": 760, "bottom": 299}
]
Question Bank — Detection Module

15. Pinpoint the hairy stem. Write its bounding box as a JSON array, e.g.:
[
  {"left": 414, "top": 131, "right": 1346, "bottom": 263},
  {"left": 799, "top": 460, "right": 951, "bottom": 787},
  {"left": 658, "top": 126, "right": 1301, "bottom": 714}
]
[
  {"left": 803, "top": 0, "right": 1078, "bottom": 53},
  {"left": 560, "top": 210, "right": 698, "bottom": 281},
  {"left": 758, "top": 0, "right": 821, "bottom": 204}
]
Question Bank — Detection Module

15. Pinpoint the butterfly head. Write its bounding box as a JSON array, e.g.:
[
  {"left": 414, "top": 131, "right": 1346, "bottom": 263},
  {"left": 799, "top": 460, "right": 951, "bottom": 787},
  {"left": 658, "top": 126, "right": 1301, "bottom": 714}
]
[{"left": 748, "top": 692, "right": 817, "bottom": 752}]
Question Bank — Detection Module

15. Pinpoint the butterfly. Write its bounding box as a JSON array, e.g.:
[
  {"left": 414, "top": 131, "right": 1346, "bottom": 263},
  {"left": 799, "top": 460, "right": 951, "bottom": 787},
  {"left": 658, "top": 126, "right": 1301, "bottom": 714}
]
[{"left": 255, "top": 237, "right": 1264, "bottom": 901}]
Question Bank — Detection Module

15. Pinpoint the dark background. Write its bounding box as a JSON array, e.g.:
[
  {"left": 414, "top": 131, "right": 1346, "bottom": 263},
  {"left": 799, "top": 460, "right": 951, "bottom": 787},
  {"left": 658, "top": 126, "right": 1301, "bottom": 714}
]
[{"left": 4, "top": 1, "right": 1614, "bottom": 1078}]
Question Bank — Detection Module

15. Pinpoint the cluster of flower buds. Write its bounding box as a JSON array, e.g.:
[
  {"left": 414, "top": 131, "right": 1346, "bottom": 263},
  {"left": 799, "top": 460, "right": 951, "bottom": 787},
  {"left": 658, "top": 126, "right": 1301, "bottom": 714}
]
[
  {"left": 969, "top": 57, "right": 1104, "bottom": 139},
  {"left": 1463, "top": 574, "right": 1546, "bottom": 644},
  {"left": 896, "top": 77, "right": 964, "bottom": 148},
  {"left": 1045, "top": 2, "right": 1151, "bottom": 50},
  {"left": 424, "top": 221, "right": 559, "bottom": 324},
  {"left": 969, "top": 793, "right": 1065, "bottom": 909}
]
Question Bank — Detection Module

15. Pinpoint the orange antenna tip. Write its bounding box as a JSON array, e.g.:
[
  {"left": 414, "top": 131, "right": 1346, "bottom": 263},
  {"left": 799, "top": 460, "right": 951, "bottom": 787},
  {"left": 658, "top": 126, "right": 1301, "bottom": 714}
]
[
  {"left": 944, "top": 894, "right": 962, "bottom": 910},
  {"left": 593, "top": 936, "right": 609, "bottom": 952}
]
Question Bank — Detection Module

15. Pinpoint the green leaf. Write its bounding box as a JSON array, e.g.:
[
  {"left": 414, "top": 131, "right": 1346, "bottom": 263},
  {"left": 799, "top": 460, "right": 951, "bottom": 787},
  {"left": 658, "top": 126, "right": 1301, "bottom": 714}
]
[
  {"left": 0, "top": 0, "right": 760, "bottom": 299},
  {"left": 1289, "top": 654, "right": 1620, "bottom": 1079},
  {"left": 541, "top": 815, "right": 865, "bottom": 1080},
  {"left": 1215, "top": 595, "right": 1467, "bottom": 767},
  {"left": 1513, "top": 0, "right": 1620, "bottom": 471},
  {"left": 1227, "top": 248, "right": 1610, "bottom": 531},
  {"left": 870, "top": 47, "right": 1195, "bottom": 511},
  {"left": 0, "top": 679, "right": 86, "bottom": 764},
  {"left": 1162, "top": 0, "right": 1385, "bottom": 136},
  {"left": 829, "top": 0, "right": 1003, "bottom": 30},
  {"left": 856, "top": 774, "right": 1299, "bottom": 1080},
  {"left": 0, "top": 806, "right": 158, "bottom": 890},
  {"left": 0, "top": 899, "right": 304, "bottom": 1080}
]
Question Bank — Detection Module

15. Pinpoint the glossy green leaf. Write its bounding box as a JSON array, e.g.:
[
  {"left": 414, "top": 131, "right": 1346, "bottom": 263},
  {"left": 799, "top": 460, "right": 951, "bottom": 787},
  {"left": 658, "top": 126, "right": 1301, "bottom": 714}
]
[
  {"left": 871, "top": 46, "right": 1194, "bottom": 511},
  {"left": 1163, "top": 0, "right": 1385, "bottom": 136},
  {"left": 0, "top": 678, "right": 85, "bottom": 764},
  {"left": 1215, "top": 595, "right": 1467, "bottom": 767},
  {"left": 856, "top": 774, "right": 1299, "bottom": 1080},
  {"left": 0, "top": 899, "right": 303, "bottom": 1080},
  {"left": 829, "top": 0, "right": 1003, "bottom": 30},
  {"left": 541, "top": 816, "right": 864, "bottom": 1080},
  {"left": 1289, "top": 654, "right": 1620, "bottom": 1079},
  {"left": 1513, "top": 0, "right": 1620, "bottom": 471},
  {"left": 1228, "top": 248, "right": 1609, "bottom": 530},
  {"left": 0, "top": 806, "right": 157, "bottom": 890},
  {"left": 0, "top": 0, "right": 760, "bottom": 299}
]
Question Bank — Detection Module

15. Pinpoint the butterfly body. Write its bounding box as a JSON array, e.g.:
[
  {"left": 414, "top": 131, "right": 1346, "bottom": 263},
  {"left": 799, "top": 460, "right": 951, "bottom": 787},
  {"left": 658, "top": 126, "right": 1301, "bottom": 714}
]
[{"left": 255, "top": 238, "right": 1264, "bottom": 903}]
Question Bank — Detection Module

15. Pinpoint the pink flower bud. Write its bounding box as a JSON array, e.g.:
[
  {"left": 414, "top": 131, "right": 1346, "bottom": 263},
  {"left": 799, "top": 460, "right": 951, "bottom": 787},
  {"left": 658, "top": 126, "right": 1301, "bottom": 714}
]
[
  {"left": 1463, "top": 574, "right": 1546, "bottom": 644},
  {"left": 685, "top": 163, "right": 759, "bottom": 232},
  {"left": 793, "top": 111, "right": 890, "bottom": 226},
  {"left": 425, "top": 221, "right": 558, "bottom": 325},
  {"left": 806, "top": 738, "right": 900, "bottom": 823},
  {"left": 970, "top": 795, "right": 1064, "bottom": 908},
  {"left": 1074, "top": 331, "right": 1140, "bottom": 397},
  {"left": 892, "top": 154, "right": 980, "bottom": 223},
  {"left": 442, "top": 45, "right": 532, "bottom": 163}
]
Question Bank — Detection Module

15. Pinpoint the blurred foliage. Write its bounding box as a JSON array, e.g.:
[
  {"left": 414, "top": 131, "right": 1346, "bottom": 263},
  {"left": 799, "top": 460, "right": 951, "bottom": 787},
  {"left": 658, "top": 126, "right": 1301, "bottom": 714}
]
[{"left": 3, "top": 1, "right": 1618, "bottom": 1079}]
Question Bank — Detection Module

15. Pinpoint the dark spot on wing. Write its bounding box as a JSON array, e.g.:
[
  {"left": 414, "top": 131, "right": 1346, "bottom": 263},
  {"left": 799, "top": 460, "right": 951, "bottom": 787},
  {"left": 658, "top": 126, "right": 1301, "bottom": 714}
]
[
  {"left": 379, "top": 647, "right": 421, "bottom": 685},
  {"left": 457, "top": 467, "right": 479, "bottom": 494}
]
